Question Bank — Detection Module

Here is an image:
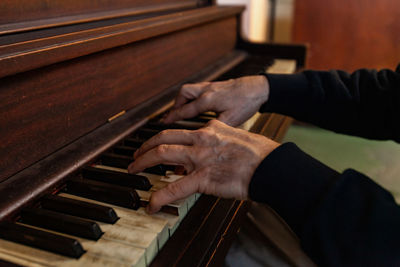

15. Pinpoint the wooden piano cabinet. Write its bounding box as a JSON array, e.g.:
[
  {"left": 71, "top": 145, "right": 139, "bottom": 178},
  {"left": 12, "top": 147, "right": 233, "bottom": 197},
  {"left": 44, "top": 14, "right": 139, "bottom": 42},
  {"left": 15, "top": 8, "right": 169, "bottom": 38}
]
[
  {"left": 0, "top": 1, "right": 307, "bottom": 265},
  {"left": 151, "top": 196, "right": 249, "bottom": 267},
  {"left": 0, "top": 0, "right": 199, "bottom": 26},
  {"left": 0, "top": 7, "right": 241, "bottom": 183}
]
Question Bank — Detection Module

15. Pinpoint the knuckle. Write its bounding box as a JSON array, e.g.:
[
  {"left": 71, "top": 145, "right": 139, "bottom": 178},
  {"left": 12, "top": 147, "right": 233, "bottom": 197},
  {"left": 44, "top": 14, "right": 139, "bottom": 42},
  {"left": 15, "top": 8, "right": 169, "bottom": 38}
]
[
  {"left": 207, "top": 119, "right": 220, "bottom": 127},
  {"left": 207, "top": 85, "right": 218, "bottom": 94},
  {"left": 155, "top": 144, "right": 168, "bottom": 156},
  {"left": 180, "top": 85, "right": 190, "bottom": 94},
  {"left": 194, "top": 129, "right": 212, "bottom": 143},
  {"left": 201, "top": 91, "right": 213, "bottom": 102},
  {"left": 157, "top": 130, "right": 168, "bottom": 139}
]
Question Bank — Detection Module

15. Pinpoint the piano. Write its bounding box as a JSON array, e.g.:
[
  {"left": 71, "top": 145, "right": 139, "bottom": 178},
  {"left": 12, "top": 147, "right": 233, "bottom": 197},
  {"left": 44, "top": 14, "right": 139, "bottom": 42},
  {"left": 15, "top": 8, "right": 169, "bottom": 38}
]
[{"left": 0, "top": 1, "right": 306, "bottom": 266}]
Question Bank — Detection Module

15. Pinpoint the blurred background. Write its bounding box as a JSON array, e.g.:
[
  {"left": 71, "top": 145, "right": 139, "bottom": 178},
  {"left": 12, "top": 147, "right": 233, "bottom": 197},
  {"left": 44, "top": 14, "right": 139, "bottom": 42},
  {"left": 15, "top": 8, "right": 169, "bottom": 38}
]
[
  {"left": 218, "top": 0, "right": 400, "bottom": 72},
  {"left": 220, "top": 2, "right": 400, "bottom": 265},
  {"left": 216, "top": 1, "right": 400, "bottom": 197}
]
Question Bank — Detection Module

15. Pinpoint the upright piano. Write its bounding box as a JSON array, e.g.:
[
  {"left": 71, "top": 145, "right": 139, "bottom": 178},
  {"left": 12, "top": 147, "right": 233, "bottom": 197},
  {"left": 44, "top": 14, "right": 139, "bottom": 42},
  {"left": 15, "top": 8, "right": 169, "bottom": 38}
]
[{"left": 0, "top": 1, "right": 306, "bottom": 266}]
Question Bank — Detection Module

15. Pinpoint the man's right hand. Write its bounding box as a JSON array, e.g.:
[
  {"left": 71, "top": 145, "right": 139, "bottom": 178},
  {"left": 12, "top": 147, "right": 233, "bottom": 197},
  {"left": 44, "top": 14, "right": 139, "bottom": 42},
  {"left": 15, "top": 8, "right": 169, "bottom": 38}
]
[
  {"left": 163, "top": 75, "right": 270, "bottom": 127},
  {"left": 128, "top": 120, "right": 279, "bottom": 214}
]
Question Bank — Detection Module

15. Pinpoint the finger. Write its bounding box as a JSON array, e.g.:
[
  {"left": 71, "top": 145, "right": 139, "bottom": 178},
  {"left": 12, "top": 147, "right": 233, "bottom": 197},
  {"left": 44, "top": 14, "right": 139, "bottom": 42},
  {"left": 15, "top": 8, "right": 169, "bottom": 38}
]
[
  {"left": 164, "top": 84, "right": 210, "bottom": 124},
  {"left": 174, "top": 82, "right": 210, "bottom": 109},
  {"left": 164, "top": 95, "right": 212, "bottom": 124},
  {"left": 146, "top": 174, "right": 199, "bottom": 214},
  {"left": 134, "top": 129, "right": 195, "bottom": 159},
  {"left": 128, "top": 144, "right": 193, "bottom": 174}
]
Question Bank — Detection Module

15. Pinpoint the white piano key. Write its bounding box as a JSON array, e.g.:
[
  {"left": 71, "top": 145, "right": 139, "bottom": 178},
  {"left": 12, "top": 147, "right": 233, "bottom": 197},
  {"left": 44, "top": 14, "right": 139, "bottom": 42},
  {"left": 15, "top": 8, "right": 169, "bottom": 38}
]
[
  {"left": 98, "top": 223, "right": 158, "bottom": 265},
  {"left": 89, "top": 165, "right": 200, "bottom": 235},
  {"left": 92, "top": 165, "right": 192, "bottom": 219},
  {"left": 16, "top": 222, "right": 147, "bottom": 267},
  {"left": 59, "top": 193, "right": 174, "bottom": 248},
  {"left": 186, "top": 193, "right": 197, "bottom": 209},
  {"left": 136, "top": 190, "right": 188, "bottom": 220},
  {"left": 0, "top": 237, "right": 144, "bottom": 267},
  {"left": 161, "top": 171, "right": 183, "bottom": 183}
]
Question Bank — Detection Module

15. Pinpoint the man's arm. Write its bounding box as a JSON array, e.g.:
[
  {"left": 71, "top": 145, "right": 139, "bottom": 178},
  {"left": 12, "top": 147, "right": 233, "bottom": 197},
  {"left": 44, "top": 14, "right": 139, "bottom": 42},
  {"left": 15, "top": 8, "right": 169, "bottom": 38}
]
[
  {"left": 129, "top": 121, "right": 400, "bottom": 266},
  {"left": 251, "top": 142, "right": 400, "bottom": 267},
  {"left": 263, "top": 65, "right": 400, "bottom": 141}
]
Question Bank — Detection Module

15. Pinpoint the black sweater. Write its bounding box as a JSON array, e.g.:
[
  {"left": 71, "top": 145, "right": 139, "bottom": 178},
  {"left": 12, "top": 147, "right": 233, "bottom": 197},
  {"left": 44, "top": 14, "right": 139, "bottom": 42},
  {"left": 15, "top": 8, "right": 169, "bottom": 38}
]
[{"left": 249, "top": 65, "right": 400, "bottom": 267}]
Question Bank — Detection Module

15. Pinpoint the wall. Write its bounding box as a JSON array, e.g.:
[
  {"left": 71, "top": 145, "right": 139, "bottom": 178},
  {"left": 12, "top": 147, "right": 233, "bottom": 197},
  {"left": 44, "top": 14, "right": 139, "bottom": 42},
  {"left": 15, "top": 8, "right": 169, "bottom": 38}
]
[
  {"left": 293, "top": 0, "right": 400, "bottom": 72},
  {"left": 217, "top": 0, "right": 270, "bottom": 42},
  {"left": 274, "top": 0, "right": 294, "bottom": 43}
]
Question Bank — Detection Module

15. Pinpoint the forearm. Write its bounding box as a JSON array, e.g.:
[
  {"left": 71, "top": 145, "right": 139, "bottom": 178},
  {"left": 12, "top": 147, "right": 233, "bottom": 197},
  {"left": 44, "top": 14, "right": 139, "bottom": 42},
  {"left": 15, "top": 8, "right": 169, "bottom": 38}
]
[
  {"left": 260, "top": 66, "right": 400, "bottom": 142},
  {"left": 249, "top": 143, "right": 400, "bottom": 266}
]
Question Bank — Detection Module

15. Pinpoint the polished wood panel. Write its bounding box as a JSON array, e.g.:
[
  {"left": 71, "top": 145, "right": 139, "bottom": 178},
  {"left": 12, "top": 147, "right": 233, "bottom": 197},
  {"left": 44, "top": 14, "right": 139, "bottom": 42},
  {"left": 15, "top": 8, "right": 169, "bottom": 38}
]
[
  {"left": 293, "top": 0, "right": 400, "bottom": 71},
  {"left": 0, "top": 6, "right": 243, "bottom": 78},
  {"left": 0, "top": 51, "right": 245, "bottom": 220},
  {"left": 150, "top": 195, "right": 248, "bottom": 267},
  {"left": 0, "top": 16, "right": 238, "bottom": 183},
  {"left": 0, "top": 0, "right": 197, "bottom": 25}
]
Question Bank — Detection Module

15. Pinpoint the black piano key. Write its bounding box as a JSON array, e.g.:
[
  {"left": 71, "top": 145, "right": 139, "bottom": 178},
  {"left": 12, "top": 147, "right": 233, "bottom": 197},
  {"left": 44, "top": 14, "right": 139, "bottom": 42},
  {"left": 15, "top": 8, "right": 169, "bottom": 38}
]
[
  {"left": 66, "top": 178, "right": 140, "bottom": 210},
  {"left": 20, "top": 208, "right": 103, "bottom": 241},
  {"left": 133, "top": 128, "right": 159, "bottom": 139},
  {"left": 0, "top": 222, "right": 85, "bottom": 258},
  {"left": 101, "top": 153, "right": 132, "bottom": 169},
  {"left": 124, "top": 138, "right": 144, "bottom": 148},
  {"left": 0, "top": 259, "right": 23, "bottom": 267},
  {"left": 146, "top": 121, "right": 199, "bottom": 131},
  {"left": 82, "top": 166, "right": 152, "bottom": 191},
  {"left": 101, "top": 152, "right": 174, "bottom": 175},
  {"left": 113, "top": 145, "right": 137, "bottom": 156},
  {"left": 41, "top": 195, "right": 119, "bottom": 224}
]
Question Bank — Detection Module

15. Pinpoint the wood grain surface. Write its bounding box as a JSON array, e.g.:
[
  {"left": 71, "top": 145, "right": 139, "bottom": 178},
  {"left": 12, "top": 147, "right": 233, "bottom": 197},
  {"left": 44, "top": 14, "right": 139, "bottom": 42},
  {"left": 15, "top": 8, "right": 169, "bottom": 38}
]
[
  {"left": 0, "top": 6, "right": 244, "bottom": 78},
  {"left": 0, "top": 0, "right": 198, "bottom": 24},
  {"left": 293, "top": 0, "right": 400, "bottom": 71},
  {"left": 0, "top": 16, "right": 238, "bottom": 183}
]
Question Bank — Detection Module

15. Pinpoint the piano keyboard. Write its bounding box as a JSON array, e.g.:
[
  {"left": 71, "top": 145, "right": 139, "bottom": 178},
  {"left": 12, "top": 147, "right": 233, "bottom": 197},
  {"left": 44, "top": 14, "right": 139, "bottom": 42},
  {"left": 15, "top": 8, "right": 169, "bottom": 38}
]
[{"left": 0, "top": 114, "right": 216, "bottom": 267}]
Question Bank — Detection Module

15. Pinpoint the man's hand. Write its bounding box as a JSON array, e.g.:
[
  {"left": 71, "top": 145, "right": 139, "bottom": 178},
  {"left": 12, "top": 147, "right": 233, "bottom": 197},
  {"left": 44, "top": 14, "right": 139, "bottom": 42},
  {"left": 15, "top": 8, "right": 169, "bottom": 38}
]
[
  {"left": 128, "top": 120, "right": 279, "bottom": 214},
  {"left": 163, "top": 75, "right": 270, "bottom": 127}
]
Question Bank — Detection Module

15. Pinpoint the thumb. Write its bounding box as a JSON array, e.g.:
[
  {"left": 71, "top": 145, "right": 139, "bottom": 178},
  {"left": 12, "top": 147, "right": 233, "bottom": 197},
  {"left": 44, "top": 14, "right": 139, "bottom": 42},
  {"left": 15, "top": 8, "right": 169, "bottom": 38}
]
[
  {"left": 163, "top": 97, "right": 209, "bottom": 124},
  {"left": 147, "top": 174, "right": 198, "bottom": 214}
]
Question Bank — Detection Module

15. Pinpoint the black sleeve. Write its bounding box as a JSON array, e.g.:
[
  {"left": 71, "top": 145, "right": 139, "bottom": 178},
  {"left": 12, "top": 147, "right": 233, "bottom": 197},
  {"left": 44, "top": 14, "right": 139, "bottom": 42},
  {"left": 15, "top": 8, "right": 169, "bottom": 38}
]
[
  {"left": 260, "top": 65, "right": 400, "bottom": 142},
  {"left": 249, "top": 143, "right": 400, "bottom": 267}
]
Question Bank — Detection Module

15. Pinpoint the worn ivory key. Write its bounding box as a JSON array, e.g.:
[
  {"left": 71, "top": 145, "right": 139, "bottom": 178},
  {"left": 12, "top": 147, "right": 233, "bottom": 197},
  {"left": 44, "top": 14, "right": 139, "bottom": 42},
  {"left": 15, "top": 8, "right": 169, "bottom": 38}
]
[
  {"left": 0, "top": 232, "right": 145, "bottom": 267},
  {"left": 17, "top": 222, "right": 148, "bottom": 267},
  {"left": 59, "top": 193, "right": 172, "bottom": 249},
  {"left": 93, "top": 164, "right": 197, "bottom": 213}
]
